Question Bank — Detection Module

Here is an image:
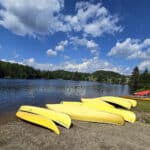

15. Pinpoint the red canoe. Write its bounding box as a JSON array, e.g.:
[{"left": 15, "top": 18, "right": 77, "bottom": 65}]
[{"left": 134, "top": 90, "right": 150, "bottom": 96}]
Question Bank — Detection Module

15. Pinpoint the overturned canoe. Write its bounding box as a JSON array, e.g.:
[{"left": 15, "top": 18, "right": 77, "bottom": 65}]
[
  {"left": 46, "top": 104, "right": 124, "bottom": 125},
  {"left": 19, "top": 105, "right": 71, "bottom": 129},
  {"left": 61, "top": 100, "right": 115, "bottom": 109},
  {"left": 101, "top": 96, "right": 137, "bottom": 107},
  {"left": 16, "top": 111, "right": 60, "bottom": 135},
  {"left": 81, "top": 96, "right": 132, "bottom": 109},
  {"left": 61, "top": 101, "right": 136, "bottom": 123},
  {"left": 82, "top": 102, "right": 136, "bottom": 123},
  {"left": 61, "top": 101, "right": 82, "bottom": 105}
]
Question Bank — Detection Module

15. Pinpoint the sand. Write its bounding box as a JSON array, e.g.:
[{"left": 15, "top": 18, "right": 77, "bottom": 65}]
[{"left": 0, "top": 112, "right": 150, "bottom": 150}]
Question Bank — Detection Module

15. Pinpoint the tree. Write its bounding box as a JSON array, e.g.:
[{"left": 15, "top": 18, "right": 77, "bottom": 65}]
[
  {"left": 120, "top": 76, "right": 126, "bottom": 84},
  {"left": 129, "top": 66, "right": 140, "bottom": 90},
  {"left": 139, "top": 68, "right": 150, "bottom": 89}
]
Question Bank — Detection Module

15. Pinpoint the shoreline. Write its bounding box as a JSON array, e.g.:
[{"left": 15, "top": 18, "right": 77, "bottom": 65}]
[{"left": 0, "top": 112, "right": 150, "bottom": 149}]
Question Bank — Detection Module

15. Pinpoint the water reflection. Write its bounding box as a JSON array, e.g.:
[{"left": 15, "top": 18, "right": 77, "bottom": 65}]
[{"left": 0, "top": 79, "right": 130, "bottom": 113}]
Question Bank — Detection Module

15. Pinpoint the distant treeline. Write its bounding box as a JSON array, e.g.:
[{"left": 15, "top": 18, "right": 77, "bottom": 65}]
[
  {"left": 0, "top": 61, "right": 128, "bottom": 84},
  {"left": 129, "top": 66, "right": 150, "bottom": 91}
]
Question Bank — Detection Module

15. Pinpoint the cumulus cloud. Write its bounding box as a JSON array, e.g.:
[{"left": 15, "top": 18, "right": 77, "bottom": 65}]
[
  {"left": 1, "top": 57, "right": 130, "bottom": 74},
  {"left": 139, "top": 60, "right": 150, "bottom": 71},
  {"left": 46, "top": 37, "right": 99, "bottom": 56},
  {"left": 61, "top": 57, "right": 123, "bottom": 73},
  {"left": 23, "top": 57, "right": 35, "bottom": 65},
  {"left": 0, "top": 0, "right": 68, "bottom": 36},
  {"left": 12, "top": 50, "right": 19, "bottom": 59},
  {"left": 22, "top": 58, "right": 54, "bottom": 70},
  {"left": 55, "top": 40, "right": 68, "bottom": 52},
  {"left": 65, "top": 1, "right": 122, "bottom": 37},
  {"left": 0, "top": 0, "right": 121, "bottom": 37},
  {"left": 70, "top": 36, "right": 99, "bottom": 54},
  {"left": 63, "top": 55, "right": 70, "bottom": 60},
  {"left": 46, "top": 40, "right": 68, "bottom": 57},
  {"left": 1, "top": 59, "right": 23, "bottom": 65},
  {"left": 108, "top": 38, "right": 150, "bottom": 60},
  {"left": 46, "top": 49, "right": 57, "bottom": 57}
]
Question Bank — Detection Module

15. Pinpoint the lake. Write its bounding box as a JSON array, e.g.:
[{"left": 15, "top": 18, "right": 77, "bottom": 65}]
[{"left": 0, "top": 79, "right": 130, "bottom": 114}]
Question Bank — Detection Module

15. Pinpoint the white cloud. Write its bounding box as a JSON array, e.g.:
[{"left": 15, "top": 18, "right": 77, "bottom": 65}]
[
  {"left": 1, "top": 57, "right": 130, "bottom": 74},
  {"left": 1, "top": 59, "right": 22, "bottom": 64},
  {"left": 55, "top": 40, "right": 68, "bottom": 52},
  {"left": 143, "top": 39, "right": 150, "bottom": 46},
  {"left": 108, "top": 38, "right": 150, "bottom": 60},
  {"left": 47, "top": 37, "right": 99, "bottom": 56},
  {"left": 12, "top": 50, "right": 19, "bottom": 59},
  {"left": 70, "top": 36, "right": 99, "bottom": 54},
  {"left": 0, "top": 1, "right": 121, "bottom": 37},
  {"left": 0, "top": 0, "right": 68, "bottom": 36},
  {"left": 46, "top": 40, "right": 68, "bottom": 57},
  {"left": 65, "top": 1, "right": 122, "bottom": 37},
  {"left": 46, "top": 49, "right": 57, "bottom": 57},
  {"left": 23, "top": 57, "right": 35, "bottom": 65},
  {"left": 42, "top": 57, "right": 130, "bottom": 74},
  {"left": 139, "top": 60, "right": 150, "bottom": 71},
  {"left": 60, "top": 40, "right": 68, "bottom": 46},
  {"left": 86, "top": 40, "right": 98, "bottom": 49},
  {"left": 63, "top": 55, "right": 70, "bottom": 60},
  {"left": 55, "top": 45, "right": 64, "bottom": 51},
  {"left": 23, "top": 58, "right": 54, "bottom": 70}
]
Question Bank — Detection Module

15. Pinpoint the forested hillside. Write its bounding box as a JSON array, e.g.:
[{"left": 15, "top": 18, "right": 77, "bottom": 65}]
[{"left": 0, "top": 61, "right": 128, "bottom": 84}]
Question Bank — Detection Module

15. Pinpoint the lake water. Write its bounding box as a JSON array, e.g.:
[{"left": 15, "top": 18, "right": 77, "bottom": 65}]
[{"left": 0, "top": 79, "right": 130, "bottom": 114}]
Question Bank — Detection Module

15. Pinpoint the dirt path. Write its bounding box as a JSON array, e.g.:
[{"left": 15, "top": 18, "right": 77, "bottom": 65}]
[{"left": 0, "top": 112, "right": 150, "bottom": 150}]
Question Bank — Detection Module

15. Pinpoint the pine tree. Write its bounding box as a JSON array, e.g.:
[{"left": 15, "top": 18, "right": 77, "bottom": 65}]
[
  {"left": 139, "top": 68, "right": 150, "bottom": 88},
  {"left": 129, "top": 66, "right": 140, "bottom": 90}
]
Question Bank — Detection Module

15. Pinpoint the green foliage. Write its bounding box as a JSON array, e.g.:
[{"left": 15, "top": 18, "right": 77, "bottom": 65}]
[
  {"left": 129, "top": 67, "right": 150, "bottom": 91},
  {"left": 132, "top": 101, "right": 150, "bottom": 112},
  {"left": 0, "top": 61, "right": 41, "bottom": 79},
  {"left": 129, "top": 66, "right": 140, "bottom": 90},
  {"left": 92, "top": 70, "right": 128, "bottom": 84},
  {"left": 0, "top": 61, "right": 127, "bottom": 84}
]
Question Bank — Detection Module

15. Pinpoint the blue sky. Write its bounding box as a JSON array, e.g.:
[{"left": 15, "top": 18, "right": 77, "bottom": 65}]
[{"left": 0, "top": 0, "right": 150, "bottom": 74}]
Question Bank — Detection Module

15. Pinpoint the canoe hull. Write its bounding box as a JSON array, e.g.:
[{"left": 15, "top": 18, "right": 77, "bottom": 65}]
[
  {"left": 81, "top": 97, "right": 132, "bottom": 109},
  {"left": 100, "top": 96, "right": 137, "bottom": 107},
  {"left": 16, "top": 111, "right": 60, "bottom": 135},
  {"left": 82, "top": 102, "right": 136, "bottom": 123},
  {"left": 62, "top": 101, "right": 136, "bottom": 123},
  {"left": 19, "top": 105, "right": 71, "bottom": 129},
  {"left": 46, "top": 104, "right": 124, "bottom": 125}
]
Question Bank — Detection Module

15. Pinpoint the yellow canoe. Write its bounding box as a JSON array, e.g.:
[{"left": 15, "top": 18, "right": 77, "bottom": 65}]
[
  {"left": 46, "top": 104, "right": 124, "bottom": 125},
  {"left": 102, "top": 96, "right": 137, "bottom": 107},
  {"left": 61, "top": 100, "right": 115, "bottom": 109},
  {"left": 81, "top": 97, "right": 132, "bottom": 109},
  {"left": 16, "top": 111, "right": 60, "bottom": 135},
  {"left": 61, "top": 101, "right": 82, "bottom": 105},
  {"left": 19, "top": 105, "right": 71, "bottom": 129},
  {"left": 61, "top": 101, "right": 136, "bottom": 123},
  {"left": 82, "top": 102, "right": 136, "bottom": 123}
]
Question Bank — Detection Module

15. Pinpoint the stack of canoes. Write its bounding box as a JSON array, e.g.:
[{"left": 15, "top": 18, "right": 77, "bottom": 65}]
[{"left": 16, "top": 96, "right": 137, "bottom": 135}]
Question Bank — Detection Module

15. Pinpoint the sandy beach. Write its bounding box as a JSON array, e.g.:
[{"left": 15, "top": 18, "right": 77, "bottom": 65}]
[{"left": 0, "top": 112, "right": 150, "bottom": 150}]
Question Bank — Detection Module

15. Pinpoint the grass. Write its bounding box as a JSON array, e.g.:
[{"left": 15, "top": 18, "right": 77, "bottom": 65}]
[
  {"left": 131, "top": 100, "right": 150, "bottom": 124},
  {"left": 132, "top": 100, "right": 150, "bottom": 112}
]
